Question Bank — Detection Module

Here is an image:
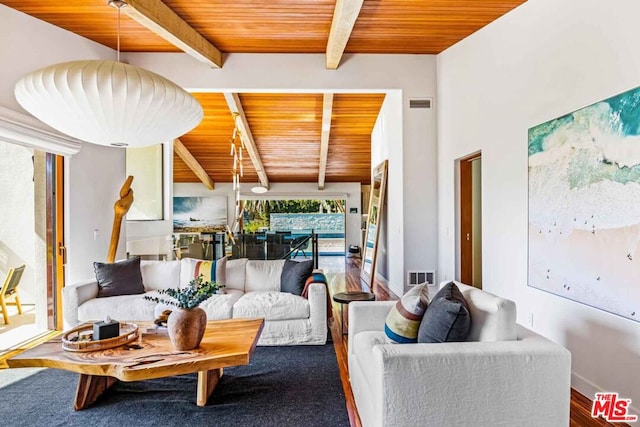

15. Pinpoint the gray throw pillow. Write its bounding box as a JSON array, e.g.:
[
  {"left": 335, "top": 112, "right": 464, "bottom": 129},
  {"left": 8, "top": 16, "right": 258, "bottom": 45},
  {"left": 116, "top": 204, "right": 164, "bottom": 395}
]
[
  {"left": 94, "top": 257, "right": 145, "bottom": 298},
  {"left": 417, "top": 282, "right": 471, "bottom": 343},
  {"left": 280, "top": 259, "right": 314, "bottom": 295}
]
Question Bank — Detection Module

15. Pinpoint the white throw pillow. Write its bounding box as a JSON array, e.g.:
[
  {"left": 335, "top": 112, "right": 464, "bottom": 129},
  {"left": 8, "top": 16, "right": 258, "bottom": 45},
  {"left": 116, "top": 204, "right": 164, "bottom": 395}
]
[{"left": 140, "top": 260, "right": 181, "bottom": 291}]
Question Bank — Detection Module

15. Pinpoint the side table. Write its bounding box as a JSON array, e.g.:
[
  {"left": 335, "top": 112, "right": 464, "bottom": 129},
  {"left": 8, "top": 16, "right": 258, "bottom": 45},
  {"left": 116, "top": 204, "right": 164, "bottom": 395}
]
[{"left": 332, "top": 291, "right": 376, "bottom": 335}]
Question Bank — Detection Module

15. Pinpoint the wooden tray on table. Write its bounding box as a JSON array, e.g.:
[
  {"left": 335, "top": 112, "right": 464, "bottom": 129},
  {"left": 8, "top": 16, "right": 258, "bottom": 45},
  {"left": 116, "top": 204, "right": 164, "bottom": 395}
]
[{"left": 61, "top": 322, "right": 139, "bottom": 352}]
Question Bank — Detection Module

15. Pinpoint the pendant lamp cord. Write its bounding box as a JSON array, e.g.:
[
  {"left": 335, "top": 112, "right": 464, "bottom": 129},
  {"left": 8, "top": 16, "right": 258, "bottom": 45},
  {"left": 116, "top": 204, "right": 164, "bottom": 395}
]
[
  {"left": 108, "top": 0, "right": 126, "bottom": 62},
  {"left": 116, "top": 4, "right": 121, "bottom": 62}
]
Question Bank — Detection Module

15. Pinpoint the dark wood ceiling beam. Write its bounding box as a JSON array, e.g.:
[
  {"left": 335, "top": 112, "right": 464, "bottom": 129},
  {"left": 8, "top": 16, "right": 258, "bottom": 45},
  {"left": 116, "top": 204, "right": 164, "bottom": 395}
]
[
  {"left": 120, "top": 0, "right": 222, "bottom": 67},
  {"left": 318, "top": 93, "right": 334, "bottom": 190},
  {"left": 325, "top": 0, "right": 364, "bottom": 69},
  {"left": 173, "top": 138, "right": 215, "bottom": 190},
  {"left": 223, "top": 93, "right": 270, "bottom": 189}
]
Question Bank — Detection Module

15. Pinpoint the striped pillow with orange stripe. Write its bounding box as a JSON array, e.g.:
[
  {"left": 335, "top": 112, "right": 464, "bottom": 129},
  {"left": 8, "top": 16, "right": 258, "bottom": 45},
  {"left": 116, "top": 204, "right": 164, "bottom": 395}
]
[
  {"left": 180, "top": 256, "right": 227, "bottom": 289},
  {"left": 384, "top": 284, "right": 430, "bottom": 343}
]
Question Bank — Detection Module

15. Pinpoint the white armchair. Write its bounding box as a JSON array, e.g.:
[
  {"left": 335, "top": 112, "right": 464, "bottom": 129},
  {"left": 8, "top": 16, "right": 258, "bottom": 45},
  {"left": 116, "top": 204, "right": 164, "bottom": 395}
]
[{"left": 348, "top": 281, "right": 571, "bottom": 427}]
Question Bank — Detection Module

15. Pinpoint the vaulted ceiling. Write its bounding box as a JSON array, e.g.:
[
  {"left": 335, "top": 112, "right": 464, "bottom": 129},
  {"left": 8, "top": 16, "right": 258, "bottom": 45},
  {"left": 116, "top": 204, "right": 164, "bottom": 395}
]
[{"left": 2, "top": 0, "right": 526, "bottom": 186}]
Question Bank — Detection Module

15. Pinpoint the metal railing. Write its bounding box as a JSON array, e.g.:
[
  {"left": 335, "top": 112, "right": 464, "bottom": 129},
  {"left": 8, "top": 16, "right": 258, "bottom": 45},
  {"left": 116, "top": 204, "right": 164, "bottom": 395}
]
[{"left": 229, "top": 231, "right": 319, "bottom": 268}]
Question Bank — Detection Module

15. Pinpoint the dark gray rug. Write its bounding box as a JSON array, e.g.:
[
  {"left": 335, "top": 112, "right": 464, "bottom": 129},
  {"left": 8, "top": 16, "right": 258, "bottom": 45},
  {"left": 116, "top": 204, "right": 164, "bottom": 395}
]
[{"left": 0, "top": 344, "right": 349, "bottom": 427}]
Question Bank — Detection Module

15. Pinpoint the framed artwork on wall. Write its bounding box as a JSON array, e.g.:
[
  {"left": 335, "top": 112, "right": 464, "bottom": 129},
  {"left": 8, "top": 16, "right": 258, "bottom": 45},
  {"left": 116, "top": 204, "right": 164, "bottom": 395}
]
[
  {"left": 173, "top": 196, "right": 227, "bottom": 233},
  {"left": 528, "top": 86, "right": 640, "bottom": 323}
]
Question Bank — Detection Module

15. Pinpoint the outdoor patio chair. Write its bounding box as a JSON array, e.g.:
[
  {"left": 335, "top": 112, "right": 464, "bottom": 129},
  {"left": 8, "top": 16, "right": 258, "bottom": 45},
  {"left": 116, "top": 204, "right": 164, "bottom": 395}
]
[
  {"left": 291, "top": 235, "right": 312, "bottom": 259},
  {"left": 1, "top": 264, "right": 25, "bottom": 324}
]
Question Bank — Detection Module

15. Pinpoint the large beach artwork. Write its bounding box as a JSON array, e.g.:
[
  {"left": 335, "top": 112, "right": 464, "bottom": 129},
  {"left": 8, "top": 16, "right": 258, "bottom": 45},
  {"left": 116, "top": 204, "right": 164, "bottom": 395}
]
[
  {"left": 173, "top": 196, "right": 227, "bottom": 232},
  {"left": 528, "top": 87, "right": 640, "bottom": 323}
]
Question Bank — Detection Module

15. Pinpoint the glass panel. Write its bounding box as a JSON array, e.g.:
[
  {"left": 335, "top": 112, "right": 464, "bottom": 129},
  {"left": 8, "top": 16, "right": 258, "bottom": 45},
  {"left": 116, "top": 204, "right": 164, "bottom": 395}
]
[{"left": 125, "top": 144, "right": 163, "bottom": 220}]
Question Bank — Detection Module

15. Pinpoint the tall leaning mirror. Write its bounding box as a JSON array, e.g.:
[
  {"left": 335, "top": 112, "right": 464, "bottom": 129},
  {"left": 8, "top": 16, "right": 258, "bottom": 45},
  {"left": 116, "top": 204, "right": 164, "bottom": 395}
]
[{"left": 361, "top": 160, "right": 388, "bottom": 287}]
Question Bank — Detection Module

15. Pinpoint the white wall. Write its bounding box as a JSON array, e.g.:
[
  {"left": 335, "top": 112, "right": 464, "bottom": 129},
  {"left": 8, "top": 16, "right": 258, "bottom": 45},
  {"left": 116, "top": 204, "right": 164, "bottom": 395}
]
[
  {"left": 126, "top": 52, "right": 437, "bottom": 291},
  {"left": 371, "top": 93, "right": 403, "bottom": 291},
  {"left": 437, "top": 0, "right": 640, "bottom": 412},
  {"left": 0, "top": 141, "right": 37, "bottom": 304},
  {"left": 174, "top": 181, "right": 362, "bottom": 252},
  {"left": 66, "top": 143, "right": 126, "bottom": 284}
]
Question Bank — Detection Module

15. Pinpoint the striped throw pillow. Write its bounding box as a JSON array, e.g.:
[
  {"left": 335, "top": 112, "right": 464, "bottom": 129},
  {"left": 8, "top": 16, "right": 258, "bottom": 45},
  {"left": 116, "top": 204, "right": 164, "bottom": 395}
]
[
  {"left": 384, "top": 284, "right": 430, "bottom": 343},
  {"left": 180, "top": 256, "right": 227, "bottom": 289}
]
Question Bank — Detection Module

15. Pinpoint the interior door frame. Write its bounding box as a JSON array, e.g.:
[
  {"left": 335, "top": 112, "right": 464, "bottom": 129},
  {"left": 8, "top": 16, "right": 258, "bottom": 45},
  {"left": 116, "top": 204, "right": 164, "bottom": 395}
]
[
  {"left": 46, "top": 153, "right": 65, "bottom": 330},
  {"left": 459, "top": 152, "right": 481, "bottom": 285}
]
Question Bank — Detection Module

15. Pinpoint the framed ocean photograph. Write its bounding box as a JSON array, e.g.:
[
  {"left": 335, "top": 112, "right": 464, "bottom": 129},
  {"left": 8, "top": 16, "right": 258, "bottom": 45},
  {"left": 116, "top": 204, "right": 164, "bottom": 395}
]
[
  {"left": 528, "top": 86, "right": 640, "bottom": 323},
  {"left": 173, "top": 196, "right": 227, "bottom": 233}
]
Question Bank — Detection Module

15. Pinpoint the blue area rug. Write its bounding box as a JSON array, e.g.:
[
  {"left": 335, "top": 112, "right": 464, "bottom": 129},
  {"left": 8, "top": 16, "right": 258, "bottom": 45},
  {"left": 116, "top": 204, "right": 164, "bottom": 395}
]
[{"left": 0, "top": 344, "right": 348, "bottom": 427}]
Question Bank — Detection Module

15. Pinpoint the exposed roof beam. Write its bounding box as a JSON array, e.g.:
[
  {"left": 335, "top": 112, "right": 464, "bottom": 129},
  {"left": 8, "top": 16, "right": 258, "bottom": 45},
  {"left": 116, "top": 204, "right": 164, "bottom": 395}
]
[
  {"left": 325, "top": 0, "right": 364, "bottom": 69},
  {"left": 223, "top": 93, "right": 270, "bottom": 190},
  {"left": 318, "top": 93, "right": 334, "bottom": 190},
  {"left": 173, "top": 138, "right": 215, "bottom": 190},
  {"left": 120, "top": 0, "right": 223, "bottom": 68}
]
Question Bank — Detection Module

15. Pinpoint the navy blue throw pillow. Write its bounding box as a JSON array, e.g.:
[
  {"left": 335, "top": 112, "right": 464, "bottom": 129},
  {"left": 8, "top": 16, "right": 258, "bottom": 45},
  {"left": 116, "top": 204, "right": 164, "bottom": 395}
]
[
  {"left": 280, "top": 259, "right": 314, "bottom": 295},
  {"left": 417, "top": 282, "right": 471, "bottom": 343}
]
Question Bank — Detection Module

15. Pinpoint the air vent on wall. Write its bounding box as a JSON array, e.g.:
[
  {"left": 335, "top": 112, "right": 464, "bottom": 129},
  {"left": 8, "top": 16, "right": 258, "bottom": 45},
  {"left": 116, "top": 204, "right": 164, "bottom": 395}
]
[
  {"left": 408, "top": 271, "right": 435, "bottom": 286},
  {"left": 409, "top": 98, "right": 432, "bottom": 109}
]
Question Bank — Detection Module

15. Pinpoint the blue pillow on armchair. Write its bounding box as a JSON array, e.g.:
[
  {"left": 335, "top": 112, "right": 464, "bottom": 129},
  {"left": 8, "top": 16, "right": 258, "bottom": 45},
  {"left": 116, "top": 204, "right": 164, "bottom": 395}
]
[{"left": 417, "top": 282, "right": 471, "bottom": 343}]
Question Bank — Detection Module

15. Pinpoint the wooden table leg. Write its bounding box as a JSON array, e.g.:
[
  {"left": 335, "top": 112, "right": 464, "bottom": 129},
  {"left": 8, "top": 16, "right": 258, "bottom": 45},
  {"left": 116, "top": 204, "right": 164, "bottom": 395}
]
[
  {"left": 74, "top": 374, "right": 117, "bottom": 411},
  {"left": 197, "top": 368, "right": 222, "bottom": 406}
]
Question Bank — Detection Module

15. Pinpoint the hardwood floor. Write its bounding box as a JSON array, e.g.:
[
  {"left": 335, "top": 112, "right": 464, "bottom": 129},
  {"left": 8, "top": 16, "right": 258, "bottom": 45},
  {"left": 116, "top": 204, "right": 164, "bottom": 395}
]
[{"left": 321, "top": 256, "right": 626, "bottom": 427}]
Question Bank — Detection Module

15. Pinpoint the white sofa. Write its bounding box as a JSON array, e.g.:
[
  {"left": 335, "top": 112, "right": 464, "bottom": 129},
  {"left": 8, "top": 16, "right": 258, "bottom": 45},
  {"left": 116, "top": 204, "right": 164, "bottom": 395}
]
[
  {"left": 62, "top": 258, "right": 327, "bottom": 346},
  {"left": 348, "top": 281, "right": 571, "bottom": 427}
]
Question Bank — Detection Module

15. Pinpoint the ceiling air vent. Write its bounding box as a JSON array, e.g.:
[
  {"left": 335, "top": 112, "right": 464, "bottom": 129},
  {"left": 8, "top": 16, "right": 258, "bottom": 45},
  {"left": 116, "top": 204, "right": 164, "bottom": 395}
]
[{"left": 409, "top": 98, "right": 432, "bottom": 109}]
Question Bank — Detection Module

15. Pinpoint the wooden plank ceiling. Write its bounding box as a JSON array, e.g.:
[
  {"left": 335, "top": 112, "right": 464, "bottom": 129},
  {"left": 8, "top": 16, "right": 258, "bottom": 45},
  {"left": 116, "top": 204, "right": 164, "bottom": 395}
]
[
  {"left": 175, "top": 92, "right": 385, "bottom": 185},
  {"left": 4, "top": 0, "right": 524, "bottom": 185},
  {"left": 3, "top": 0, "right": 526, "bottom": 54}
]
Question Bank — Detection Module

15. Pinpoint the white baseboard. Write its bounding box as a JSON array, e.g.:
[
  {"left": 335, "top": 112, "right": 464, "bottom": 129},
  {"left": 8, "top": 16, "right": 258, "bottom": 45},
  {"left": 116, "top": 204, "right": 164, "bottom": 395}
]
[{"left": 572, "top": 371, "right": 639, "bottom": 416}]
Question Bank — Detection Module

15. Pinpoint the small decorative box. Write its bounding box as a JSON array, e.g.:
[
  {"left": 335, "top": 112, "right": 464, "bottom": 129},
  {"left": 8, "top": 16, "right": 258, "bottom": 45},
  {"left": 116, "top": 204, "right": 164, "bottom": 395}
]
[{"left": 93, "top": 317, "right": 120, "bottom": 340}]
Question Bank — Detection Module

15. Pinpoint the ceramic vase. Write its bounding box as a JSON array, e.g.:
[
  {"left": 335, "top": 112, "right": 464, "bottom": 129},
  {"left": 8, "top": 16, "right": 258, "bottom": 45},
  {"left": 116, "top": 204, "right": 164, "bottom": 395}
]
[{"left": 167, "top": 307, "right": 207, "bottom": 351}]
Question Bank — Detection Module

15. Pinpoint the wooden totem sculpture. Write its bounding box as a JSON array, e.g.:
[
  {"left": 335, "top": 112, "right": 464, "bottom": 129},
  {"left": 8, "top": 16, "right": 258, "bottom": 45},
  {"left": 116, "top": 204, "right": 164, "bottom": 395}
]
[{"left": 107, "top": 176, "right": 134, "bottom": 263}]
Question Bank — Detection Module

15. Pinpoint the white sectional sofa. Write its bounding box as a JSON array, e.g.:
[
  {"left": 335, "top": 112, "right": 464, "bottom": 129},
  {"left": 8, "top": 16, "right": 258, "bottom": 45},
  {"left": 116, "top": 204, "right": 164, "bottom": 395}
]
[
  {"left": 348, "top": 281, "right": 571, "bottom": 427},
  {"left": 62, "top": 258, "right": 327, "bottom": 346}
]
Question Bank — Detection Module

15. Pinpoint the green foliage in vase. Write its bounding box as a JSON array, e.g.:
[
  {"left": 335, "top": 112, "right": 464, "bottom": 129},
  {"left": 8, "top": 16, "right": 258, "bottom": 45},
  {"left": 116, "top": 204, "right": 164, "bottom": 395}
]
[{"left": 144, "top": 275, "right": 220, "bottom": 310}]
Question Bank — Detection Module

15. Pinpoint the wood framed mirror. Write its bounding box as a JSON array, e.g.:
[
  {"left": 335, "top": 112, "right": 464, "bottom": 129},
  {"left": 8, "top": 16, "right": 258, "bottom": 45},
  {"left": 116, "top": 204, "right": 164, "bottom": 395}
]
[{"left": 361, "top": 160, "right": 388, "bottom": 287}]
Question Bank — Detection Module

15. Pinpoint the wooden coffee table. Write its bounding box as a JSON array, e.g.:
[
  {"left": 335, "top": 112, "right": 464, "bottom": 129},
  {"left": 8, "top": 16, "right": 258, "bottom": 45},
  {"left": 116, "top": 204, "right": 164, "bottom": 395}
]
[{"left": 7, "top": 318, "right": 264, "bottom": 410}]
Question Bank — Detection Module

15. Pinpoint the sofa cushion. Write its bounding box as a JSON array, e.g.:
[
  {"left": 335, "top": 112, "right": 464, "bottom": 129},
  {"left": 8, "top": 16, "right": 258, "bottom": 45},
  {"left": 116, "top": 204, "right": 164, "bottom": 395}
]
[
  {"left": 447, "top": 281, "right": 518, "bottom": 342},
  {"left": 280, "top": 259, "right": 314, "bottom": 295},
  {"left": 245, "top": 260, "right": 286, "bottom": 292},
  {"left": 196, "top": 289, "right": 244, "bottom": 320},
  {"left": 179, "top": 257, "right": 227, "bottom": 288},
  {"left": 384, "top": 284, "right": 430, "bottom": 343},
  {"left": 225, "top": 258, "right": 248, "bottom": 291},
  {"left": 418, "top": 282, "right": 471, "bottom": 343},
  {"left": 94, "top": 257, "right": 145, "bottom": 298},
  {"left": 78, "top": 291, "right": 156, "bottom": 322},
  {"left": 233, "top": 291, "right": 309, "bottom": 320},
  {"left": 140, "top": 260, "right": 180, "bottom": 291}
]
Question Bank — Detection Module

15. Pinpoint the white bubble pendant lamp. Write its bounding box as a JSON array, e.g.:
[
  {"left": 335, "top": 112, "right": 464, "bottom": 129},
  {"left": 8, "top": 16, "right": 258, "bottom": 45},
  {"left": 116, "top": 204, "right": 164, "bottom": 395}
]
[
  {"left": 14, "top": 60, "right": 203, "bottom": 147},
  {"left": 13, "top": 1, "right": 203, "bottom": 147}
]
